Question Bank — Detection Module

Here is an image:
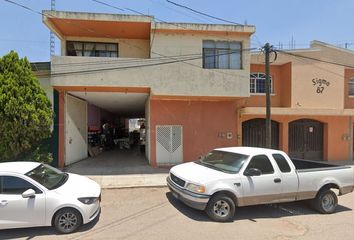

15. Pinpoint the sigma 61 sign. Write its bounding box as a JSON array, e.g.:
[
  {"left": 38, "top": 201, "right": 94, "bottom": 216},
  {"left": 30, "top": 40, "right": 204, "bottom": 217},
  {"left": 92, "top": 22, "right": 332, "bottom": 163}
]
[{"left": 312, "top": 78, "right": 330, "bottom": 94}]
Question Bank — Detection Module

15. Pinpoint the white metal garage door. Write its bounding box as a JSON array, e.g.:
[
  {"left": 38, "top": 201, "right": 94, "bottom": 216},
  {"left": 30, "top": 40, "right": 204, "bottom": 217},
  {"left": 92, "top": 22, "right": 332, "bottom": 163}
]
[
  {"left": 65, "top": 95, "right": 88, "bottom": 165},
  {"left": 156, "top": 125, "right": 183, "bottom": 165}
]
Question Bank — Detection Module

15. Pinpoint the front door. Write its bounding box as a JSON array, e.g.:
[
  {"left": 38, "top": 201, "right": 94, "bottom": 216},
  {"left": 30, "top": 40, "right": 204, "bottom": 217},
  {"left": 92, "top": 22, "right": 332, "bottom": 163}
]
[
  {"left": 242, "top": 118, "right": 279, "bottom": 149},
  {"left": 0, "top": 176, "right": 46, "bottom": 229},
  {"left": 288, "top": 119, "right": 324, "bottom": 160},
  {"left": 240, "top": 154, "right": 282, "bottom": 206}
]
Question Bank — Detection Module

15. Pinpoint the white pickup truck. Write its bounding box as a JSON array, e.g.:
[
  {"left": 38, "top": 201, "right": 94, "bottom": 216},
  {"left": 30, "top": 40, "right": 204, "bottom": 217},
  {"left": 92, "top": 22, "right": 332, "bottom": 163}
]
[{"left": 167, "top": 147, "right": 354, "bottom": 222}]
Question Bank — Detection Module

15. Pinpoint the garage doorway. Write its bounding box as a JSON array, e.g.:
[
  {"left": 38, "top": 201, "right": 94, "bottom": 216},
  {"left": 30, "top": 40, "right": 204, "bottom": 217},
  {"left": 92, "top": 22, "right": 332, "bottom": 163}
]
[
  {"left": 288, "top": 119, "right": 323, "bottom": 160},
  {"left": 242, "top": 118, "right": 279, "bottom": 149}
]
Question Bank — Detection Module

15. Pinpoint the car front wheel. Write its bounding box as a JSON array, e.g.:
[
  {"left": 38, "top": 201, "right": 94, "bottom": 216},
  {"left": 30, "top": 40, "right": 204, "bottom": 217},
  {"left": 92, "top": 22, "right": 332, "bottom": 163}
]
[
  {"left": 206, "top": 194, "right": 235, "bottom": 222},
  {"left": 54, "top": 208, "right": 83, "bottom": 234}
]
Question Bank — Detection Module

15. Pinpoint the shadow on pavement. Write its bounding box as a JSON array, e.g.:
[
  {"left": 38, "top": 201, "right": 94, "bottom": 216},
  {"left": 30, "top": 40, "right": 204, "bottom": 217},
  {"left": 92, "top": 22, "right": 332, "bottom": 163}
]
[
  {"left": 65, "top": 148, "right": 169, "bottom": 176},
  {"left": 166, "top": 192, "right": 352, "bottom": 223},
  {"left": 0, "top": 214, "right": 100, "bottom": 239}
]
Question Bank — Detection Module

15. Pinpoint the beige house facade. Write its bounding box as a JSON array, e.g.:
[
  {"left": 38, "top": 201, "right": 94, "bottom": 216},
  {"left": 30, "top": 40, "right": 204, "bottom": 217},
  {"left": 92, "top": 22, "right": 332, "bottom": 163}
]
[{"left": 43, "top": 11, "right": 255, "bottom": 168}]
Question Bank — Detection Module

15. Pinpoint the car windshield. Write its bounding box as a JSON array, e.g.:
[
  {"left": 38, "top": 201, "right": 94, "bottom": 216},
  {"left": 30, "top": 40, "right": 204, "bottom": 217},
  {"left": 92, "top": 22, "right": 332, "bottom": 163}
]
[
  {"left": 25, "top": 164, "right": 68, "bottom": 190},
  {"left": 196, "top": 150, "right": 249, "bottom": 174}
]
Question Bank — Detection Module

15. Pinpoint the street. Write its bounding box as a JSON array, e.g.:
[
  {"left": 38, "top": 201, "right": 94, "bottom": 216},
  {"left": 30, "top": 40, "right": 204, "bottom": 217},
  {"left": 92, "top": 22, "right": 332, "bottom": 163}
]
[{"left": 1, "top": 187, "right": 354, "bottom": 240}]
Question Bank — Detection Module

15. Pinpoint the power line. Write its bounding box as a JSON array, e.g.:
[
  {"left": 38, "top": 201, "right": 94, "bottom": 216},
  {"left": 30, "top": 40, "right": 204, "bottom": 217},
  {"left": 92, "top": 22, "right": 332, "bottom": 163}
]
[
  {"left": 148, "top": 0, "right": 212, "bottom": 24},
  {"left": 165, "top": 0, "right": 241, "bottom": 25},
  {"left": 3, "top": 0, "right": 253, "bottom": 79},
  {"left": 91, "top": 0, "right": 124, "bottom": 11},
  {"left": 51, "top": 49, "right": 255, "bottom": 76},
  {"left": 88, "top": 0, "right": 253, "bottom": 77},
  {"left": 277, "top": 50, "right": 354, "bottom": 69},
  {"left": 52, "top": 48, "right": 255, "bottom": 67}
]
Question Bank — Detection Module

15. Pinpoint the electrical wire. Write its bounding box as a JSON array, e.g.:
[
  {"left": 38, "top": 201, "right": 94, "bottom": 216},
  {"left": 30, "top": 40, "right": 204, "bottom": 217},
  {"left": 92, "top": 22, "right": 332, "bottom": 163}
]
[
  {"left": 51, "top": 49, "right": 256, "bottom": 76},
  {"left": 165, "top": 0, "right": 241, "bottom": 25},
  {"left": 52, "top": 48, "right": 256, "bottom": 67},
  {"left": 3, "top": 0, "right": 254, "bottom": 79},
  {"left": 277, "top": 50, "right": 354, "bottom": 69}
]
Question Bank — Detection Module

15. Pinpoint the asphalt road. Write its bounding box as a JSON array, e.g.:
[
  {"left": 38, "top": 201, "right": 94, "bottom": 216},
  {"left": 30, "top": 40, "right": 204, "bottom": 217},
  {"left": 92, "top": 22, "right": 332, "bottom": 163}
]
[{"left": 1, "top": 187, "right": 354, "bottom": 240}]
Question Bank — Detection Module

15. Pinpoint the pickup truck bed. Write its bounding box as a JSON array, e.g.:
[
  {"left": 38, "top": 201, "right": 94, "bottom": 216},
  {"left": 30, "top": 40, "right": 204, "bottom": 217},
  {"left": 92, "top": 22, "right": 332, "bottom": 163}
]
[{"left": 291, "top": 158, "right": 347, "bottom": 170}]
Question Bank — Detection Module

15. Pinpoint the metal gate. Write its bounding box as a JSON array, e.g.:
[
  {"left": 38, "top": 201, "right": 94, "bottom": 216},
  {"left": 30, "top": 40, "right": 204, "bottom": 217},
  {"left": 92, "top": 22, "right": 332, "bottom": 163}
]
[
  {"left": 242, "top": 118, "right": 279, "bottom": 149},
  {"left": 288, "top": 119, "right": 323, "bottom": 160},
  {"left": 156, "top": 125, "right": 183, "bottom": 165}
]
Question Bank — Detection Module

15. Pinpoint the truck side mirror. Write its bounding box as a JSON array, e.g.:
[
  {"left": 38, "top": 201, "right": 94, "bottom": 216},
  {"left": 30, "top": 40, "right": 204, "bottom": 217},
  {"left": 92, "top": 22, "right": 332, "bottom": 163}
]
[{"left": 244, "top": 168, "right": 262, "bottom": 176}]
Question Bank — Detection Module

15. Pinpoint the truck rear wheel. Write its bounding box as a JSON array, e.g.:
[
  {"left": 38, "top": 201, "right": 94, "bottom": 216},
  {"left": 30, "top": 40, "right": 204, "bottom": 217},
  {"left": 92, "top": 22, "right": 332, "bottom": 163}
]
[
  {"left": 206, "top": 194, "right": 235, "bottom": 222},
  {"left": 312, "top": 189, "right": 338, "bottom": 214}
]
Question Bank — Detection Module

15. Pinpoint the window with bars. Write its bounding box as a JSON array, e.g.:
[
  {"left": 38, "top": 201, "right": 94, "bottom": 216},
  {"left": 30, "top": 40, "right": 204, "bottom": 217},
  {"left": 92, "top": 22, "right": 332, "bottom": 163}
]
[
  {"left": 250, "top": 72, "right": 273, "bottom": 94},
  {"left": 66, "top": 41, "right": 118, "bottom": 57},
  {"left": 349, "top": 78, "right": 354, "bottom": 96},
  {"left": 202, "top": 40, "right": 242, "bottom": 69}
]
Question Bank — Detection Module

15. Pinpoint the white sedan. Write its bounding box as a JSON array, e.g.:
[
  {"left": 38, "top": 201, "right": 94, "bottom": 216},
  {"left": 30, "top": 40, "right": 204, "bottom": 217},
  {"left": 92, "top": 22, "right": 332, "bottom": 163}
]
[{"left": 0, "top": 162, "right": 101, "bottom": 234}]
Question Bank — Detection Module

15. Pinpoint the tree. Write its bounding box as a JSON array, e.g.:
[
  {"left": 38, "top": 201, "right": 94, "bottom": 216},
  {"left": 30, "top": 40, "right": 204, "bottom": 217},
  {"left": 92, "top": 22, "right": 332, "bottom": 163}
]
[{"left": 0, "top": 51, "right": 53, "bottom": 162}]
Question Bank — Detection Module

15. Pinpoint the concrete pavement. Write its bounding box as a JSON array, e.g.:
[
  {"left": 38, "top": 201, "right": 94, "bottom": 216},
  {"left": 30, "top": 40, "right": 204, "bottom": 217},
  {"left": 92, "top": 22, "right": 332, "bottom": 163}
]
[
  {"left": 65, "top": 148, "right": 169, "bottom": 188},
  {"left": 2, "top": 187, "right": 354, "bottom": 240}
]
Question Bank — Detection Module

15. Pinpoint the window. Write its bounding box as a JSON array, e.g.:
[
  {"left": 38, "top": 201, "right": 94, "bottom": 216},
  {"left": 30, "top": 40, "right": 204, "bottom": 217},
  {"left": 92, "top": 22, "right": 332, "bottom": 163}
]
[
  {"left": 349, "top": 78, "right": 354, "bottom": 96},
  {"left": 67, "top": 41, "right": 118, "bottom": 57},
  {"left": 250, "top": 73, "right": 273, "bottom": 94},
  {"left": 0, "top": 176, "right": 41, "bottom": 194},
  {"left": 203, "top": 40, "right": 242, "bottom": 69},
  {"left": 246, "top": 155, "right": 274, "bottom": 174},
  {"left": 197, "top": 150, "right": 249, "bottom": 174},
  {"left": 272, "top": 154, "right": 291, "bottom": 173}
]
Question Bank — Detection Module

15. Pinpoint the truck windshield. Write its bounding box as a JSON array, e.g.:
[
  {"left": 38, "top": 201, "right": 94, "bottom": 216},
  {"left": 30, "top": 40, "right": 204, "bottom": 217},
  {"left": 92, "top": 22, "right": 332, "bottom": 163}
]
[
  {"left": 25, "top": 164, "right": 68, "bottom": 190},
  {"left": 197, "top": 150, "right": 249, "bottom": 174}
]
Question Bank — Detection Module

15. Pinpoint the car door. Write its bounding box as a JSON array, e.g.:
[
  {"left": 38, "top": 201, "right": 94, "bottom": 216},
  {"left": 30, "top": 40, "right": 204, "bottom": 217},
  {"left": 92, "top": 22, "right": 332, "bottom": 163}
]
[
  {"left": 272, "top": 153, "right": 298, "bottom": 202},
  {"left": 240, "top": 154, "right": 282, "bottom": 206},
  {"left": 0, "top": 175, "right": 46, "bottom": 229}
]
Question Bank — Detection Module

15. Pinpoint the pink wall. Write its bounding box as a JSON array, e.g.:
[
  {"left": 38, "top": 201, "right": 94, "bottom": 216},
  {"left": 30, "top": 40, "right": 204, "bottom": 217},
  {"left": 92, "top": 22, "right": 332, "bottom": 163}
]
[
  {"left": 87, "top": 103, "right": 114, "bottom": 128},
  {"left": 150, "top": 99, "right": 238, "bottom": 166}
]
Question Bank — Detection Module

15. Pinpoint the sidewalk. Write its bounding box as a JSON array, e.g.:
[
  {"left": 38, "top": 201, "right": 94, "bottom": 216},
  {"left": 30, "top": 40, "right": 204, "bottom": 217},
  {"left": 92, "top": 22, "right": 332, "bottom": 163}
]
[
  {"left": 86, "top": 173, "right": 168, "bottom": 189},
  {"left": 65, "top": 148, "right": 169, "bottom": 189}
]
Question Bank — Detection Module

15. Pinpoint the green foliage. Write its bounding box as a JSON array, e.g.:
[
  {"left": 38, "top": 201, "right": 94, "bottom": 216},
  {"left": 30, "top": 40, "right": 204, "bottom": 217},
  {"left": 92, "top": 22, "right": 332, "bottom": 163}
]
[{"left": 0, "top": 51, "right": 53, "bottom": 162}]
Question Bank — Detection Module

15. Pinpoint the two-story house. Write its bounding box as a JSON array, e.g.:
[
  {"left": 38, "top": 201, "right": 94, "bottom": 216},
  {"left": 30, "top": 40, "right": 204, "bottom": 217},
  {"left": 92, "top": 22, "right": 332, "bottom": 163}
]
[
  {"left": 241, "top": 41, "right": 354, "bottom": 162},
  {"left": 43, "top": 11, "right": 256, "bottom": 168}
]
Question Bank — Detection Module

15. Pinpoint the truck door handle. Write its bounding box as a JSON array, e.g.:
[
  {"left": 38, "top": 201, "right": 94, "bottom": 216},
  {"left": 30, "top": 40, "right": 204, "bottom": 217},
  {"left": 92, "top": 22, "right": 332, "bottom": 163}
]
[
  {"left": 274, "top": 178, "right": 281, "bottom": 183},
  {"left": 0, "top": 200, "right": 8, "bottom": 206}
]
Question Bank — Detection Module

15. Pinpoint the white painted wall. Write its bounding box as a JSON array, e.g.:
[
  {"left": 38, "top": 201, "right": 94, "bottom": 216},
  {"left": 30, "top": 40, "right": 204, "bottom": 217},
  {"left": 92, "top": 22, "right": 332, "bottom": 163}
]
[{"left": 65, "top": 94, "right": 88, "bottom": 165}]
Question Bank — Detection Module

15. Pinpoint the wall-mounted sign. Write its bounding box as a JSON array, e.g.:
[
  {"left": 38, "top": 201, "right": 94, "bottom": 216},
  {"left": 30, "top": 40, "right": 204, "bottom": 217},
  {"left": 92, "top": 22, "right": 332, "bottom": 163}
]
[{"left": 312, "top": 78, "right": 330, "bottom": 94}]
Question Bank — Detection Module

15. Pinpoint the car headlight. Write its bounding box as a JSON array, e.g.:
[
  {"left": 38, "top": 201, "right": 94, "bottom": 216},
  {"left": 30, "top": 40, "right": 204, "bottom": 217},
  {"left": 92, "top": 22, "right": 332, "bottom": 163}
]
[
  {"left": 186, "top": 183, "right": 205, "bottom": 193},
  {"left": 78, "top": 197, "right": 99, "bottom": 205}
]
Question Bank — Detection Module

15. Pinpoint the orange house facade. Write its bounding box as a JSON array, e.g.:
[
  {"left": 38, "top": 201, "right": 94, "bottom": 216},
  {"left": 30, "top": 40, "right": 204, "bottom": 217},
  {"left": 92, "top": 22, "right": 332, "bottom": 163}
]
[{"left": 241, "top": 41, "right": 354, "bottom": 162}]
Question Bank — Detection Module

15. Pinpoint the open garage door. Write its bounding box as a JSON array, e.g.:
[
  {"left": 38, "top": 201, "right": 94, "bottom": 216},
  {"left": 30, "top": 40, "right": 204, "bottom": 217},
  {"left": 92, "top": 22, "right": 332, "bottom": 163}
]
[
  {"left": 289, "top": 119, "right": 323, "bottom": 160},
  {"left": 65, "top": 95, "right": 88, "bottom": 165},
  {"left": 242, "top": 118, "right": 279, "bottom": 149}
]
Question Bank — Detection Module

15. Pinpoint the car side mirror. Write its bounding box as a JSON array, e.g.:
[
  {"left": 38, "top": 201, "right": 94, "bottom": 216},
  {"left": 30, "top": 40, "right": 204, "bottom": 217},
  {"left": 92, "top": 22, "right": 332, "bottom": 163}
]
[
  {"left": 244, "top": 168, "right": 262, "bottom": 176},
  {"left": 22, "top": 189, "right": 36, "bottom": 199}
]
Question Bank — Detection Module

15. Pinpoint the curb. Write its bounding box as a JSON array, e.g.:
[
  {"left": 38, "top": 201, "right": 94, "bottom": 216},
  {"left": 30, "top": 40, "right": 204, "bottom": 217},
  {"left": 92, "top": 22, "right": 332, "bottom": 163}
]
[{"left": 86, "top": 173, "right": 169, "bottom": 189}]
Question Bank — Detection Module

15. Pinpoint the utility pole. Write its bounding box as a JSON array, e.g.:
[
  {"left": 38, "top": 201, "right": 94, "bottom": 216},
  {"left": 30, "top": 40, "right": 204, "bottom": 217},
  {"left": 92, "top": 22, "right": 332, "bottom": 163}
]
[
  {"left": 50, "top": 0, "right": 56, "bottom": 56},
  {"left": 264, "top": 43, "right": 272, "bottom": 149}
]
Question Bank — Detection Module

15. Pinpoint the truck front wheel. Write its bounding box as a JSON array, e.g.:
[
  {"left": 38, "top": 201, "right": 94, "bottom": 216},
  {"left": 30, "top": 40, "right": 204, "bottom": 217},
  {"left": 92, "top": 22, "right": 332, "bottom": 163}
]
[
  {"left": 206, "top": 194, "right": 235, "bottom": 222},
  {"left": 312, "top": 189, "right": 338, "bottom": 214}
]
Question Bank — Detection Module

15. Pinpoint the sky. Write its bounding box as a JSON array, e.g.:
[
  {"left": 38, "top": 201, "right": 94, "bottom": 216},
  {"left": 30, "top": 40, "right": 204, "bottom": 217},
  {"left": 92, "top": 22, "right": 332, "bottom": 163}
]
[{"left": 0, "top": 0, "right": 354, "bottom": 62}]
